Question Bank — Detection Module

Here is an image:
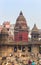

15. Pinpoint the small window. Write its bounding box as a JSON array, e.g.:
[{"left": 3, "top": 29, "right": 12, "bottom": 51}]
[{"left": 34, "top": 35, "right": 36, "bottom": 38}]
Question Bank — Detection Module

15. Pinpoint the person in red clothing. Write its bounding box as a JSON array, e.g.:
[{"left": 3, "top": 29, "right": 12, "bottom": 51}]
[{"left": 28, "top": 59, "right": 32, "bottom": 65}]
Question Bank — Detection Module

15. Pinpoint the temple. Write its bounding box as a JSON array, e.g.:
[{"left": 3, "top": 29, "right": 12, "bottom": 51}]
[
  {"left": 0, "top": 11, "right": 41, "bottom": 65},
  {"left": 14, "top": 11, "right": 29, "bottom": 42}
]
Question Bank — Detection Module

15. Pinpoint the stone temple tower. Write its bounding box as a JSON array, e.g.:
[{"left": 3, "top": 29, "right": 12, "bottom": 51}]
[
  {"left": 14, "top": 11, "right": 29, "bottom": 42},
  {"left": 31, "top": 24, "right": 39, "bottom": 41}
]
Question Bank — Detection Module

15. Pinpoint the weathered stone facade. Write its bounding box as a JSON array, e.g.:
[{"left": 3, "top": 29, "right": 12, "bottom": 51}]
[{"left": 0, "top": 12, "right": 41, "bottom": 65}]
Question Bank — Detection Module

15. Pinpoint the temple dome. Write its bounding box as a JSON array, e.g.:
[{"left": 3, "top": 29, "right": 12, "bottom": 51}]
[
  {"left": 16, "top": 11, "right": 26, "bottom": 22},
  {"left": 14, "top": 11, "right": 29, "bottom": 32},
  {"left": 31, "top": 24, "right": 39, "bottom": 33}
]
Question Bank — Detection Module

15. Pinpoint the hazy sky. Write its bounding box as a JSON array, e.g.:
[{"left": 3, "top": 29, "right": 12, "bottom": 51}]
[{"left": 0, "top": 0, "right": 41, "bottom": 29}]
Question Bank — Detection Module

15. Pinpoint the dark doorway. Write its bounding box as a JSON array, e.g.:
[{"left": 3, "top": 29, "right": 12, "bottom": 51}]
[
  {"left": 14, "top": 46, "right": 17, "bottom": 52},
  {"left": 28, "top": 46, "right": 31, "bottom": 52}
]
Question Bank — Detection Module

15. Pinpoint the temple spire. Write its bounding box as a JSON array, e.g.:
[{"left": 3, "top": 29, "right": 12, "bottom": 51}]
[
  {"left": 19, "top": 11, "right": 23, "bottom": 15},
  {"left": 32, "top": 24, "right": 39, "bottom": 32}
]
